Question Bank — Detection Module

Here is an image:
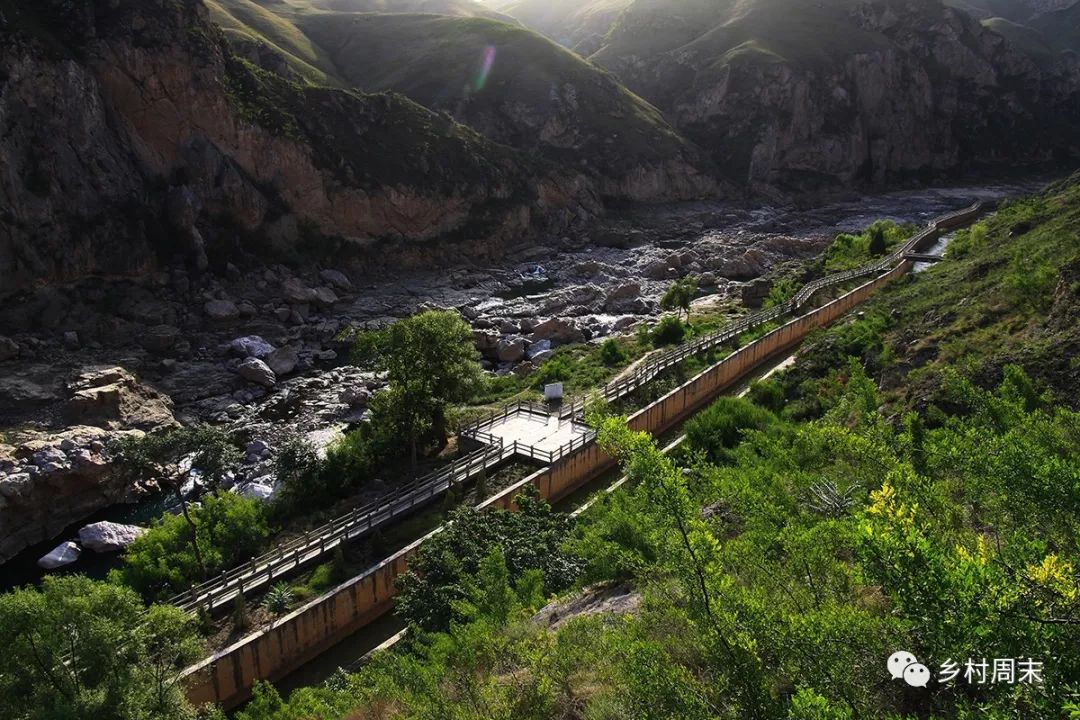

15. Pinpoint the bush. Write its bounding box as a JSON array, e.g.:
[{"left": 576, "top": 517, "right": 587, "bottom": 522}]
[
  {"left": 683, "top": 395, "right": 777, "bottom": 464},
  {"left": 651, "top": 316, "right": 686, "bottom": 346},
  {"left": 111, "top": 492, "right": 270, "bottom": 600},
  {"left": 600, "top": 338, "right": 629, "bottom": 366},
  {"left": 262, "top": 582, "right": 295, "bottom": 616},
  {"left": 749, "top": 378, "right": 786, "bottom": 412},
  {"left": 534, "top": 355, "right": 573, "bottom": 389}
]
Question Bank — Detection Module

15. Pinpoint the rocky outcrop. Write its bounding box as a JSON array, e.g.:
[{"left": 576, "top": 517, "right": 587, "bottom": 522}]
[
  {"left": 515, "top": 0, "right": 1080, "bottom": 192},
  {"left": 0, "top": 426, "right": 146, "bottom": 562},
  {"left": 0, "top": 0, "right": 599, "bottom": 299}
]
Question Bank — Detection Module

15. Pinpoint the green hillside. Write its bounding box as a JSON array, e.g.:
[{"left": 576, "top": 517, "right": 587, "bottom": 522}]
[
  {"left": 220, "top": 178, "right": 1080, "bottom": 720},
  {"left": 297, "top": 12, "right": 700, "bottom": 181}
]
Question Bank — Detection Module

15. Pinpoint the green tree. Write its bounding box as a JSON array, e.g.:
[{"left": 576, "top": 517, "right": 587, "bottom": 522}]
[
  {"left": 396, "top": 487, "right": 580, "bottom": 632},
  {"left": 113, "top": 491, "right": 270, "bottom": 599},
  {"left": 661, "top": 275, "right": 698, "bottom": 321},
  {"left": 112, "top": 425, "right": 241, "bottom": 579},
  {"left": 867, "top": 224, "right": 887, "bottom": 255},
  {"left": 0, "top": 576, "right": 200, "bottom": 720},
  {"left": 349, "top": 310, "right": 484, "bottom": 469}
]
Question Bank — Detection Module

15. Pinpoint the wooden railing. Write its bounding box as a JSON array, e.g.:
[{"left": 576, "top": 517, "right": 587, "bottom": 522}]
[
  {"left": 167, "top": 439, "right": 510, "bottom": 614},
  {"left": 170, "top": 202, "right": 982, "bottom": 616}
]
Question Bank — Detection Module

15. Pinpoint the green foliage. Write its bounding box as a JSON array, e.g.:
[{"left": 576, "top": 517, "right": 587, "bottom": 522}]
[
  {"left": 651, "top": 315, "right": 687, "bottom": 345},
  {"left": 395, "top": 486, "right": 581, "bottom": 632},
  {"left": 262, "top": 582, "right": 295, "bottom": 616},
  {"left": 947, "top": 221, "right": 987, "bottom": 258},
  {"left": 0, "top": 576, "right": 200, "bottom": 720},
  {"left": 349, "top": 310, "right": 484, "bottom": 465},
  {"left": 111, "top": 492, "right": 270, "bottom": 600},
  {"left": 683, "top": 395, "right": 778, "bottom": 464},
  {"left": 660, "top": 275, "right": 699, "bottom": 319},
  {"left": 764, "top": 277, "right": 799, "bottom": 309},
  {"left": 823, "top": 220, "right": 914, "bottom": 271},
  {"left": 599, "top": 338, "right": 629, "bottom": 366}
]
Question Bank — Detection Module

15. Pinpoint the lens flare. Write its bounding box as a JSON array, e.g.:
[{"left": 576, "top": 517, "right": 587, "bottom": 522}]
[{"left": 474, "top": 45, "right": 496, "bottom": 92}]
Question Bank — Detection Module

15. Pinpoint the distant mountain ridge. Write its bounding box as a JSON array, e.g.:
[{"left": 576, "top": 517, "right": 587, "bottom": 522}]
[{"left": 503, "top": 0, "right": 1080, "bottom": 191}]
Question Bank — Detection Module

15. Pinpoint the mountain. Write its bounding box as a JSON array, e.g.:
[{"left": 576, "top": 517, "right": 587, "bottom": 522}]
[
  {"left": 0, "top": 0, "right": 598, "bottom": 298},
  {"left": 505, "top": 0, "right": 1080, "bottom": 192},
  {"left": 295, "top": 12, "right": 719, "bottom": 200},
  {"left": 201, "top": 0, "right": 719, "bottom": 200},
  {"left": 496, "top": 0, "right": 632, "bottom": 55}
]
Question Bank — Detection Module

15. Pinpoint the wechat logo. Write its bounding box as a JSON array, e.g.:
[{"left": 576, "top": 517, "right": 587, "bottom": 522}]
[{"left": 888, "top": 650, "right": 930, "bottom": 688}]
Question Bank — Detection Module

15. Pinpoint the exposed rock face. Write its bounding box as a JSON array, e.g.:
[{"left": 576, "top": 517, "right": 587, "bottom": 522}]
[
  {"left": 77, "top": 521, "right": 147, "bottom": 553},
  {"left": 0, "top": 426, "right": 145, "bottom": 562},
  {"left": 65, "top": 367, "right": 177, "bottom": 431},
  {"left": 0, "top": 0, "right": 598, "bottom": 299},
  {"left": 512, "top": 0, "right": 1080, "bottom": 192}
]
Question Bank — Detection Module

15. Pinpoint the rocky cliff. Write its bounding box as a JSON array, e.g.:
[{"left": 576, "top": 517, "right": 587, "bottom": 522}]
[
  {"left": 0, "top": 0, "right": 599, "bottom": 298},
  {"left": 508, "top": 0, "right": 1080, "bottom": 192}
]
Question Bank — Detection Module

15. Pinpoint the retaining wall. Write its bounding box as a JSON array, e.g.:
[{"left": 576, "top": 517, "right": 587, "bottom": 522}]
[{"left": 183, "top": 256, "right": 923, "bottom": 708}]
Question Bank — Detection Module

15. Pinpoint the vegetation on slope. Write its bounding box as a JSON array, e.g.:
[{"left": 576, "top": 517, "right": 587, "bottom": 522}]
[
  {"left": 296, "top": 12, "right": 703, "bottom": 184},
  {"left": 228, "top": 177, "right": 1080, "bottom": 719}
]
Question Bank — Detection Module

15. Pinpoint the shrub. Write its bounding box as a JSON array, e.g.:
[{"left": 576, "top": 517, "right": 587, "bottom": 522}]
[
  {"left": 683, "top": 395, "right": 776, "bottom": 464},
  {"left": 534, "top": 355, "right": 573, "bottom": 388},
  {"left": 600, "top": 338, "right": 629, "bottom": 366},
  {"left": 111, "top": 492, "right": 270, "bottom": 600},
  {"left": 651, "top": 316, "right": 686, "bottom": 346},
  {"left": 749, "top": 378, "right": 786, "bottom": 412}
]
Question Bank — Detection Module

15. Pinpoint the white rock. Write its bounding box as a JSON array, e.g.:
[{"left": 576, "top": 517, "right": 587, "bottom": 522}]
[
  {"left": 237, "top": 358, "right": 277, "bottom": 387},
  {"left": 77, "top": 521, "right": 147, "bottom": 553},
  {"left": 38, "top": 541, "right": 81, "bottom": 569},
  {"left": 526, "top": 339, "right": 553, "bottom": 359},
  {"left": 239, "top": 482, "right": 275, "bottom": 502},
  {"left": 230, "top": 335, "right": 276, "bottom": 359}
]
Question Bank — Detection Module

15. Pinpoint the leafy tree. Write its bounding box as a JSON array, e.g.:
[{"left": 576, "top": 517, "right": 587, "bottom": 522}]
[
  {"left": 395, "top": 486, "right": 580, "bottom": 632},
  {"left": 349, "top": 310, "right": 484, "bottom": 469},
  {"left": 661, "top": 275, "right": 698, "bottom": 320},
  {"left": 867, "top": 224, "right": 887, "bottom": 255},
  {"left": 599, "top": 338, "right": 628, "bottom": 366},
  {"left": 0, "top": 576, "right": 200, "bottom": 720},
  {"left": 651, "top": 315, "right": 687, "bottom": 346},
  {"left": 112, "top": 491, "right": 270, "bottom": 599},
  {"left": 112, "top": 425, "right": 241, "bottom": 578}
]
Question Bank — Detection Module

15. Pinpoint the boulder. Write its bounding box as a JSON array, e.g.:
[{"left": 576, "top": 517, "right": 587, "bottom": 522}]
[
  {"left": 204, "top": 299, "right": 240, "bottom": 321},
  {"left": 531, "top": 318, "right": 586, "bottom": 345},
  {"left": 282, "top": 278, "right": 318, "bottom": 305},
  {"left": 340, "top": 386, "right": 371, "bottom": 407},
  {"left": 311, "top": 286, "right": 339, "bottom": 307},
  {"left": 65, "top": 367, "right": 176, "bottom": 430},
  {"left": 319, "top": 269, "right": 353, "bottom": 291},
  {"left": 230, "top": 335, "right": 276, "bottom": 359},
  {"left": 0, "top": 336, "right": 20, "bottom": 362},
  {"left": 38, "top": 541, "right": 81, "bottom": 569},
  {"left": 266, "top": 345, "right": 299, "bottom": 376},
  {"left": 496, "top": 337, "right": 527, "bottom": 363},
  {"left": 237, "top": 358, "right": 277, "bottom": 387},
  {"left": 239, "top": 482, "right": 274, "bottom": 502},
  {"left": 526, "top": 339, "right": 553, "bottom": 359},
  {"left": 77, "top": 521, "right": 146, "bottom": 552},
  {"left": 604, "top": 282, "right": 641, "bottom": 313},
  {"left": 141, "top": 325, "right": 181, "bottom": 355}
]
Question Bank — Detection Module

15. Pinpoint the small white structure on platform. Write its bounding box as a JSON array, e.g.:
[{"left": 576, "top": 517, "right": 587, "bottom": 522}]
[{"left": 544, "top": 382, "right": 564, "bottom": 401}]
